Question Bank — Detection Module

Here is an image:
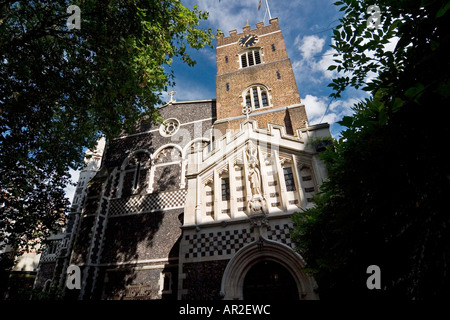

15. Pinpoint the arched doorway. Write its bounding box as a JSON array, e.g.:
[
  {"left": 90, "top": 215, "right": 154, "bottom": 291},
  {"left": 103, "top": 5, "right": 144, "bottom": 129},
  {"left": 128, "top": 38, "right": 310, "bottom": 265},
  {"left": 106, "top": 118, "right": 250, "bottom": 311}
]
[
  {"left": 220, "top": 238, "right": 319, "bottom": 300},
  {"left": 243, "top": 260, "right": 299, "bottom": 300}
]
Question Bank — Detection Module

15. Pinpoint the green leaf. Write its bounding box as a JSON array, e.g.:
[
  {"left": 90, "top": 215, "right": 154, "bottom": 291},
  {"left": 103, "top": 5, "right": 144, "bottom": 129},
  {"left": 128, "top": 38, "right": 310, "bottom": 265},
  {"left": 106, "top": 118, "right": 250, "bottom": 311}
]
[
  {"left": 436, "top": 1, "right": 450, "bottom": 17},
  {"left": 405, "top": 83, "right": 425, "bottom": 100},
  {"left": 338, "top": 116, "right": 354, "bottom": 128},
  {"left": 391, "top": 98, "right": 405, "bottom": 113}
]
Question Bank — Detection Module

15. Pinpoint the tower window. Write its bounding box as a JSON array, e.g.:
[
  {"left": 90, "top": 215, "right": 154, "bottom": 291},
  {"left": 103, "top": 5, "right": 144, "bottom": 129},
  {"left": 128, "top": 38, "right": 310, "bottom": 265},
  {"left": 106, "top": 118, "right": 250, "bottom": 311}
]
[
  {"left": 261, "top": 91, "right": 269, "bottom": 107},
  {"left": 240, "top": 49, "right": 263, "bottom": 68},
  {"left": 283, "top": 167, "right": 296, "bottom": 191},
  {"left": 241, "top": 54, "right": 248, "bottom": 68},
  {"left": 276, "top": 71, "right": 281, "bottom": 79},
  {"left": 226, "top": 83, "right": 230, "bottom": 91},
  {"left": 253, "top": 89, "right": 260, "bottom": 109},
  {"left": 243, "top": 85, "right": 271, "bottom": 110},
  {"left": 245, "top": 94, "right": 251, "bottom": 107},
  {"left": 221, "top": 177, "right": 230, "bottom": 201},
  {"left": 254, "top": 50, "right": 261, "bottom": 64},
  {"left": 271, "top": 44, "right": 276, "bottom": 51},
  {"left": 225, "top": 56, "right": 228, "bottom": 63},
  {"left": 248, "top": 52, "right": 254, "bottom": 66}
]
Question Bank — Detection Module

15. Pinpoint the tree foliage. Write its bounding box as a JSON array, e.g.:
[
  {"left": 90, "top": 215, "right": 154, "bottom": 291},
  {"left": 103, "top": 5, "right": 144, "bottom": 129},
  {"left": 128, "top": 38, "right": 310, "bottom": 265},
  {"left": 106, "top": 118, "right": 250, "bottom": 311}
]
[
  {"left": 292, "top": 0, "right": 450, "bottom": 299},
  {"left": 0, "top": 0, "right": 216, "bottom": 253}
]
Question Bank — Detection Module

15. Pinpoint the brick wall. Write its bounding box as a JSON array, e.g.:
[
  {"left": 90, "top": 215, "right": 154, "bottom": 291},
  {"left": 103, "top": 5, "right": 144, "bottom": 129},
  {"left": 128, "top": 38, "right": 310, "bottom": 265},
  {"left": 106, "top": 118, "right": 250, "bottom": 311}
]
[
  {"left": 216, "top": 59, "right": 301, "bottom": 120},
  {"left": 215, "top": 18, "right": 304, "bottom": 132},
  {"left": 216, "top": 18, "right": 287, "bottom": 76}
]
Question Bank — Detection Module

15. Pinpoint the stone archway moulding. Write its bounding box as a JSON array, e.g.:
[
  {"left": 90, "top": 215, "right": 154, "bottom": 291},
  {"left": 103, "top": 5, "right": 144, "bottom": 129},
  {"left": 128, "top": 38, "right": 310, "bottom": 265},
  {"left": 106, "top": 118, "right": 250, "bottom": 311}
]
[{"left": 220, "top": 237, "right": 319, "bottom": 300}]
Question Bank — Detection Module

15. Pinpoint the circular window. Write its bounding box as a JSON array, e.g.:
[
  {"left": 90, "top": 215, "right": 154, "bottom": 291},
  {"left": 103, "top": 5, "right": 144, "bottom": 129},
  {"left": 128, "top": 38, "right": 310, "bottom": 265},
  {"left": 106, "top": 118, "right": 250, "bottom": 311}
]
[{"left": 159, "top": 118, "right": 180, "bottom": 137}]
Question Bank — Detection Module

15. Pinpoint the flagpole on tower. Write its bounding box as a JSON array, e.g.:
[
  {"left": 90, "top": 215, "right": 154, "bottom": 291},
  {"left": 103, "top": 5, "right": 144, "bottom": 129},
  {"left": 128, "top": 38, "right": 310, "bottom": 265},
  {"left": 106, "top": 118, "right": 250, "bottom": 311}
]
[
  {"left": 265, "top": 0, "right": 272, "bottom": 19},
  {"left": 258, "top": 0, "right": 272, "bottom": 21}
]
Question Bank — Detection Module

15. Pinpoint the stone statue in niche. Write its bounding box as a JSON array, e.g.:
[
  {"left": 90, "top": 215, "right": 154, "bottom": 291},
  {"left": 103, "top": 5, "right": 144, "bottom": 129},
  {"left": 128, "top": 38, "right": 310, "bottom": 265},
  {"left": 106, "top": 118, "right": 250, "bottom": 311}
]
[
  {"left": 248, "top": 163, "right": 262, "bottom": 196},
  {"left": 247, "top": 149, "right": 262, "bottom": 197},
  {"left": 246, "top": 144, "right": 266, "bottom": 215}
]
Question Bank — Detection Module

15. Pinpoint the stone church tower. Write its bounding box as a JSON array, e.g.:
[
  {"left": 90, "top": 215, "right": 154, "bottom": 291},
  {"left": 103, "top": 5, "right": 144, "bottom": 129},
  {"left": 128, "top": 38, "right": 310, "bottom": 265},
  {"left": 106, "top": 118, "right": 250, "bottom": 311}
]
[
  {"left": 178, "top": 18, "right": 328, "bottom": 300},
  {"left": 34, "top": 18, "right": 330, "bottom": 300},
  {"left": 214, "top": 18, "right": 308, "bottom": 134}
]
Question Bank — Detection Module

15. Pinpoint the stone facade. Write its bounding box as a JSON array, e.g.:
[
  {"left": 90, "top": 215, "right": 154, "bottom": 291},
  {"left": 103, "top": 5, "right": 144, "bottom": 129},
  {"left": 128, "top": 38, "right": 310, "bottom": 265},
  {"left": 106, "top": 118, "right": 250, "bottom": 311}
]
[
  {"left": 178, "top": 120, "right": 328, "bottom": 300},
  {"left": 34, "top": 18, "right": 331, "bottom": 300}
]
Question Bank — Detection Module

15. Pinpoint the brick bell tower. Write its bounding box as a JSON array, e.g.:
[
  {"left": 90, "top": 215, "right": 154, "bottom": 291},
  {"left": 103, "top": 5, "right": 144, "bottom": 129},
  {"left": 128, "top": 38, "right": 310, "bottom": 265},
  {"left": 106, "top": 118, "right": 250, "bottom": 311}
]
[{"left": 214, "top": 18, "right": 309, "bottom": 135}]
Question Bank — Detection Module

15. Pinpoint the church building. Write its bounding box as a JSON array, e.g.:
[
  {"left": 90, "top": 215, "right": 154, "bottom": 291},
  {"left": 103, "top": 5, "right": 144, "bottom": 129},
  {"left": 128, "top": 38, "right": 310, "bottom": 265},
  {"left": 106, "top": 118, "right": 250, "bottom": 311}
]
[{"left": 35, "top": 17, "right": 331, "bottom": 300}]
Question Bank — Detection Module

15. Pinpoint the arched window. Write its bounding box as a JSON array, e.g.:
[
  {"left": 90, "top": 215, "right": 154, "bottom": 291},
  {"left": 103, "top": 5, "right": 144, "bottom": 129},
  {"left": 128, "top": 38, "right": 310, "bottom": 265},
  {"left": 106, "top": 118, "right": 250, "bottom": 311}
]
[
  {"left": 243, "top": 85, "right": 271, "bottom": 110},
  {"left": 151, "top": 146, "right": 183, "bottom": 192},
  {"left": 239, "top": 48, "right": 262, "bottom": 68},
  {"left": 121, "top": 151, "right": 151, "bottom": 197}
]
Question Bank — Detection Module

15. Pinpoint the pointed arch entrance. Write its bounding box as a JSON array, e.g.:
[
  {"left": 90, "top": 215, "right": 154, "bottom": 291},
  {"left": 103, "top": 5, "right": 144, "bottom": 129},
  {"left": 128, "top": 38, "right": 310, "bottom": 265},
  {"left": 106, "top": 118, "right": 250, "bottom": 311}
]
[{"left": 220, "top": 238, "right": 318, "bottom": 300}]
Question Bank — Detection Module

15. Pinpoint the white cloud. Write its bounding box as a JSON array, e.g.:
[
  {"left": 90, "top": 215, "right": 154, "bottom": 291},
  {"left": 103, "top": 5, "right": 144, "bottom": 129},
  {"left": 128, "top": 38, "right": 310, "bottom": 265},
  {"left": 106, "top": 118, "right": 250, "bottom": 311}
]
[
  {"left": 314, "top": 47, "right": 338, "bottom": 79},
  {"left": 303, "top": 94, "right": 359, "bottom": 126},
  {"left": 292, "top": 35, "right": 339, "bottom": 86},
  {"left": 297, "top": 35, "right": 325, "bottom": 59},
  {"left": 303, "top": 94, "right": 328, "bottom": 122},
  {"left": 64, "top": 169, "right": 80, "bottom": 204}
]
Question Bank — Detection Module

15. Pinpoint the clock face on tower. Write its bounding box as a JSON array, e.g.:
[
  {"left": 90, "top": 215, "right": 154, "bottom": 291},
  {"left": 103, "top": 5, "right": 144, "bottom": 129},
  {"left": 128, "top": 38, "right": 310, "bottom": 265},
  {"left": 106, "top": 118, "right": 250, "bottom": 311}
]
[{"left": 238, "top": 34, "right": 259, "bottom": 47}]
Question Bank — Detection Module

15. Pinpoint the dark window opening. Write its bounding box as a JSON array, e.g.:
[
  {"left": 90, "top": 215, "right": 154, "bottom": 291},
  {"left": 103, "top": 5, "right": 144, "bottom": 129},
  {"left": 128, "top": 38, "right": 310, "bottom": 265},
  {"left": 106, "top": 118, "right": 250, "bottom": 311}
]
[
  {"left": 163, "top": 273, "right": 171, "bottom": 292},
  {"left": 241, "top": 50, "right": 262, "bottom": 69},
  {"left": 276, "top": 71, "right": 281, "bottom": 79},
  {"left": 134, "top": 162, "right": 141, "bottom": 190},
  {"left": 271, "top": 44, "right": 276, "bottom": 51},
  {"left": 47, "top": 242, "right": 57, "bottom": 254},
  {"left": 241, "top": 54, "right": 248, "bottom": 68},
  {"left": 245, "top": 85, "right": 270, "bottom": 110},
  {"left": 246, "top": 94, "right": 251, "bottom": 107},
  {"left": 254, "top": 51, "right": 261, "bottom": 64},
  {"left": 253, "top": 89, "right": 260, "bottom": 109},
  {"left": 261, "top": 92, "right": 269, "bottom": 107},
  {"left": 221, "top": 177, "right": 230, "bottom": 201},
  {"left": 248, "top": 52, "right": 254, "bottom": 66},
  {"left": 283, "top": 167, "right": 296, "bottom": 191}
]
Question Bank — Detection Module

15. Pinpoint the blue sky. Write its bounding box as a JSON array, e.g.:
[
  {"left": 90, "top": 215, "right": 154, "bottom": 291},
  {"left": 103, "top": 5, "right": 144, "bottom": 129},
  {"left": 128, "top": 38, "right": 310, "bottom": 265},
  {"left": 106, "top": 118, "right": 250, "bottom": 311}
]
[{"left": 163, "top": 0, "right": 369, "bottom": 139}]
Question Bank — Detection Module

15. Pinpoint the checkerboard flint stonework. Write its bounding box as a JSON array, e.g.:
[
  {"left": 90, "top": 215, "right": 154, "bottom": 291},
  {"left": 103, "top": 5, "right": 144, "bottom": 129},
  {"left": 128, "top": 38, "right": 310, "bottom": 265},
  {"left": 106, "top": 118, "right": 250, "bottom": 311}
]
[
  {"left": 183, "top": 223, "right": 294, "bottom": 260},
  {"left": 184, "top": 229, "right": 256, "bottom": 259},
  {"left": 109, "top": 190, "right": 187, "bottom": 216},
  {"left": 267, "top": 224, "right": 294, "bottom": 248}
]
